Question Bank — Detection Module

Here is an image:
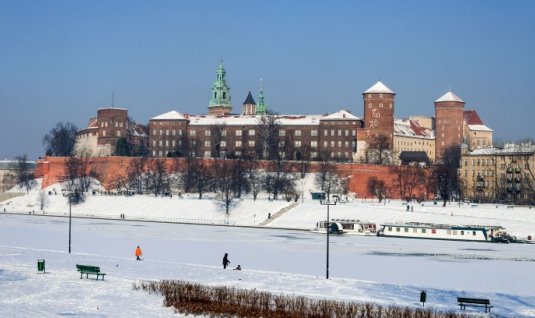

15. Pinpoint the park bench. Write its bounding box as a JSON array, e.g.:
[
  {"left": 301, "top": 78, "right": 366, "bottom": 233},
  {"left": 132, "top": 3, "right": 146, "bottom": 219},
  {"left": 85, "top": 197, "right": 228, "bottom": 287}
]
[
  {"left": 76, "top": 264, "right": 106, "bottom": 281},
  {"left": 457, "top": 297, "right": 492, "bottom": 313}
]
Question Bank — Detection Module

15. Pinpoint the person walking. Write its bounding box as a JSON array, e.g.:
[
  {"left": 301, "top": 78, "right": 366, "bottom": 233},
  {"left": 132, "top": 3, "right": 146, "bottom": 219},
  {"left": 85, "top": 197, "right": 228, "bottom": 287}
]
[
  {"left": 135, "top": 246, "right": 142, "bottom": 261},
  {"left": 222, "top": 253, "right": 230, "bottom": 269}
]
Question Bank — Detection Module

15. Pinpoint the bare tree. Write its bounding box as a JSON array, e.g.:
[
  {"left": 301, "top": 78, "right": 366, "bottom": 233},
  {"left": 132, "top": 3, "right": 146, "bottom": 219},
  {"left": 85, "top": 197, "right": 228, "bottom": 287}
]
[
  {"left": 367, "top": 176, "right": 387, "bottom": 202},
  {"left": 297, "top": 145, "right": 312, "bottom": 178},
  {"left": 435, "top": 145, "right": 461, "bottom": 206},
  {"left": 184, "top": 158, "right": 214, "bottom": 199},
  {"left": 257, "top": 112, "right": 279, "bottom": 160},
  {"left": 13, "top": 155, "right": 35, "bottom": 193},
  {"left": 145, "top": 159, "right": 170, "bottom": 196},
  {"left": 264, "top": 155, "right": 295, "bottom": 200},
  {"left": 127, "top": 157, "right": 147, "bottom": 194},
  {"left": 210, "top": 124, "right": 227, "bottom": 159},
  {"left": 43, "top": 122, "right": 79, "bottom": 156},
  {"left": 315, "top": 152, "right": 340, "bottom": 199},
  {"left": 248, "top": 169, "right": 264, "bottom": 201},
  {"left": 214, "top": 159, "right": 239, "bottom": 214},
  {"left": 37, "top": 190, "right": 49, "bottom": 210},
  {"left": 366, "top": 134, "right": 391, "bottom": 164},
  {"left": 389, "top": 165, "right": 425, "bottom": 200}
]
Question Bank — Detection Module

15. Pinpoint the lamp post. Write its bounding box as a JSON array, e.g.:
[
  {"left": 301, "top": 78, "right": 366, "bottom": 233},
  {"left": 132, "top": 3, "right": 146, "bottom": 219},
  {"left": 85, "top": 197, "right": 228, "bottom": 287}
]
[
  {"left": 68, "top": 193, "right": 72, "bottom": 254},
  {"left": 320, "top": 195, "right": 338, "bottom": 279}
]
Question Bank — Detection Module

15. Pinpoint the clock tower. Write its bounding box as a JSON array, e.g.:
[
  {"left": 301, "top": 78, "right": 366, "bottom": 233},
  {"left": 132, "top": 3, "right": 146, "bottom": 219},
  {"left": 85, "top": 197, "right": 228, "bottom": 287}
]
[
  {"left": 434, "top": 91, "right": 465, "bottom": 161},
  {"left": 362, "top": 81, "right": 395, "bottom": 147}
]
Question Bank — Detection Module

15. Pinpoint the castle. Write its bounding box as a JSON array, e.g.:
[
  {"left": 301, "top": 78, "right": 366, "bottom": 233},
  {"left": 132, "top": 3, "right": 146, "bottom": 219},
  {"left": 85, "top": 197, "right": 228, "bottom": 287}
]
[{"left": 75, "top": 62, "right": 493, "bottom": 164}]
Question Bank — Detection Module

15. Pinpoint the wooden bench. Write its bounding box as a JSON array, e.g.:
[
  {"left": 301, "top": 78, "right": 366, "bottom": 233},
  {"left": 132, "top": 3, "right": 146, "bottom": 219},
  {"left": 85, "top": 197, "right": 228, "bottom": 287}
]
[
  {"left": 76, "top": 264, "right": 106, "bottom": 281},
  {"left": 457, "top": 297, "right": 492, "bottom": 313}
]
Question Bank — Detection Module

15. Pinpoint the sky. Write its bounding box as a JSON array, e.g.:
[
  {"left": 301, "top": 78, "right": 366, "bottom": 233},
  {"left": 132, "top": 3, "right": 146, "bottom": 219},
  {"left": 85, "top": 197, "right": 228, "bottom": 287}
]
[{"left": 1, "top": 0, "right": 534, "bottom": 160}]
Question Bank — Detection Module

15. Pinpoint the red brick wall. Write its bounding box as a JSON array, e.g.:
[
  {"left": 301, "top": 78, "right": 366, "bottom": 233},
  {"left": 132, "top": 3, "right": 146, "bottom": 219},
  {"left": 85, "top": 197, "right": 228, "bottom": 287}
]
[
  {"left": 435, "top": 101, "right": 464, "bottom": 161},
  {"left": 35, "top": 156, "right": 430, "bottom": 199},
  {"left": 363, "top": 92, "right": 395, "bottom": 146}
]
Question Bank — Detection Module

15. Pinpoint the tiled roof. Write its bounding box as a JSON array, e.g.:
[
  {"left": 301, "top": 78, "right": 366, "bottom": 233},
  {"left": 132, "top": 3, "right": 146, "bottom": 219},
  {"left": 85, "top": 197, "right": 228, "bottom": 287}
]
[
  {"left": 464, "top": 110, "right": 484, "bottom": 125},
  {"left": 394, "top": 119, "right": 434, "bottom": 139}
]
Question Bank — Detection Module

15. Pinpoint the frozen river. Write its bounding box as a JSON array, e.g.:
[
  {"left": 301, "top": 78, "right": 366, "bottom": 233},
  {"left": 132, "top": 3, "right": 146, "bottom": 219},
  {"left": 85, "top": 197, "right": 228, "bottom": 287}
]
[{"left": 2, "top": 213, "right": 534, "bottom": 296}]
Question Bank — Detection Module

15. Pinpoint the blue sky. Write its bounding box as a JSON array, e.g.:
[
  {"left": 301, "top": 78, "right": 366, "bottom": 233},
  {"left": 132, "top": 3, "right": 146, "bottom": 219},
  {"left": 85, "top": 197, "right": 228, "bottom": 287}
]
[{"left": 1, "top": 0, "right": 534, "bottom": 160}]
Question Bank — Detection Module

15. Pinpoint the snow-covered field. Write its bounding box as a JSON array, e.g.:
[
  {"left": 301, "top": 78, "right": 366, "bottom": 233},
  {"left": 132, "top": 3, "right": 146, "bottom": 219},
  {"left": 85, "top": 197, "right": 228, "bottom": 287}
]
[{"left": 1, "top": 178, "right": 535, "bottom": 317}]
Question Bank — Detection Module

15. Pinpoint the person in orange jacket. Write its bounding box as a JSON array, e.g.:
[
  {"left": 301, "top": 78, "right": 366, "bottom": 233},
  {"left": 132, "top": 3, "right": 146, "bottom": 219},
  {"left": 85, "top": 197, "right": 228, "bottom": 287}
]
[{"left": 135, "top": 246, "right": 142, "bottom": 261}]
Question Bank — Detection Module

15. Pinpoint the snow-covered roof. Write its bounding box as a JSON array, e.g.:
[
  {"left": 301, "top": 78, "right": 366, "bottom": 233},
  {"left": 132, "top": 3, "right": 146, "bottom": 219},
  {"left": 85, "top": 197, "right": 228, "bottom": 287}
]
[
  {"left": 363, "top": 81, "right": 395, "bottom": 94},
  {"left": 320, "top": 109, "right": 359, "bottom": 120},
  {"left": 179, "top": 110, "right": 359, "bottom": 126},
  {"left": 435, "top": 91, "right": 464, "bottom": 103},
  {"left": 394, "top": 119, "right": 435, "bottom": 139},
  {"left": 467, "top": 125, "right": 493, "bottom": 132},
  {"left": 469, "top": 143, "right": 535, "bottom": 156},
  {"left": 151, "top": 110, "right": 188, "bottom": 121}
]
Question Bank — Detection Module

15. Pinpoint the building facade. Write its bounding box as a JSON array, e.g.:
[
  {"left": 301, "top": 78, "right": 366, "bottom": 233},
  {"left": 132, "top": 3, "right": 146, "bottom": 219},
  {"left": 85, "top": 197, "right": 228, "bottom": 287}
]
[{"left": 459, "top": 143, "right": 535, "bottom": 203}]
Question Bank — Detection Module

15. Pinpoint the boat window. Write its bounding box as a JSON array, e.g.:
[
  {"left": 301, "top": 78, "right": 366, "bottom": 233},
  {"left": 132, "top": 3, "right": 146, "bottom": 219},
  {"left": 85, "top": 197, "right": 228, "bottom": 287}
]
[
  {"left": 447, "top": 230, "right": 451, "bottom": 235},
  {"left": 473, "top": 231, "right": 476, "bottom": 236},
  {"left": 431, "top": 229, "right": 436, "bottom": 234},
  {"left": 388, "top": 227, "right": 392, "bottom": 231},
  {"left": 413, "top": 228, "right": 417, "bottom": 233},
  {"left": 461, "top": 231, "right": 464, "bottom": 235},
  {"left": 404, "top": 228, "right": 409, "bottom": 232},
  {"left": 421, "top": 229, "right": 427, "bottom": 234},
  {"left": 396, "top": 227, "right": 400, "bottom": 232},
  {"left": 452, "top": 230, "right": 457, "bottom": 235}
]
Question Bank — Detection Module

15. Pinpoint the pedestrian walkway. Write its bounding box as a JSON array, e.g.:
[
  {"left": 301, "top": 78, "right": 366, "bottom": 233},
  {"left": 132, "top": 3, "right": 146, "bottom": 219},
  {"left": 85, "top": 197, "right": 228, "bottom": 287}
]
[{"left": 259, "top": 202, "right": 299, "bottom": 226}]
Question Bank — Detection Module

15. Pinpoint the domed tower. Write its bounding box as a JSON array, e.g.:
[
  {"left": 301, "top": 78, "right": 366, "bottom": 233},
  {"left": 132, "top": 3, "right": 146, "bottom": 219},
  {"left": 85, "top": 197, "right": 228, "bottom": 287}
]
[
  {"left": 434, "top": 91, "right": 465, "bottom": 161},
  {"left": 208, "top": 62, "right": 232, "bottom": 116},
  {"left": 362, "top": 81, "right": 395, "bottom": 147}
]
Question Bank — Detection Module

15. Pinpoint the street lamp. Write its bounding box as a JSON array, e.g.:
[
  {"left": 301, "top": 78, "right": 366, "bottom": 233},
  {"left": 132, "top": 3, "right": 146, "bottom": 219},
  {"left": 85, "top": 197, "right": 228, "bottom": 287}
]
[
  {"left": 67, "top": 191, "right": 78, "bottom": 254},
  {"left": 320, "top": 195, "right": 338, "bottom": 279}
]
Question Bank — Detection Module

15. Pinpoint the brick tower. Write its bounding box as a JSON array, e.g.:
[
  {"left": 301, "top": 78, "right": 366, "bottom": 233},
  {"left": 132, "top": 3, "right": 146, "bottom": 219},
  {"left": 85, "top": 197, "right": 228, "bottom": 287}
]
[
  {"left": 434, "top": 91, "right": 465, "bottom": 161},
  {"left": 362, "top": 81, "right": 395, "bottom": 147}
]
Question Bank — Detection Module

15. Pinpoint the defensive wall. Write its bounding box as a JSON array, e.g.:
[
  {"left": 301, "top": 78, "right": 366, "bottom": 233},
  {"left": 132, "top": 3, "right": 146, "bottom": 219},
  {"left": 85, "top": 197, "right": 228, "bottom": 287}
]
[{"left": 34, "top": 156, "right": 429, "bottom": 199}]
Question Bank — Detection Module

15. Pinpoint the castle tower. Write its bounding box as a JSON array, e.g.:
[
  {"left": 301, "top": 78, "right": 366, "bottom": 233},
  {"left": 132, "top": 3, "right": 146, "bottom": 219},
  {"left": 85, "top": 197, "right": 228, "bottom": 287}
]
[
  {"left": 434, "top": 91, "right": 465, "bottom": 161},
  {"left": 256, "top": 79, "right": 267, "bottom": 115},
  {"left": 208, "top": 62, "right": 232, "bottom": 116},
  {"left": 242, "top": 91, "right": 256, "bottom": 115},
  {"left": 362, "top": 81, "right": 395, "bottom": 147}
]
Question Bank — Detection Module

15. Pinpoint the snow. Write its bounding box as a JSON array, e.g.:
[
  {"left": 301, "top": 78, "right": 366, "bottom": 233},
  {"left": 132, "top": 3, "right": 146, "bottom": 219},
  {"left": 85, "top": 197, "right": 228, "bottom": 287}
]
[
  {"left": 467, "top": 125, "right": 493, "bottom": 132},
  {"left": 363, "top": 81, "right": 395, "bottom": 94},
  {"left": 435, "top": 91, "right": 464, "bottom": 103},
  {"left": 151, "top": 110, "right": 188, "bottom": 121},
  {"left": 1, "top": 177, "right": 535, "bottom": 317},
  {"left": 320, "top": 109, "right": 359, "bottom": 120}
]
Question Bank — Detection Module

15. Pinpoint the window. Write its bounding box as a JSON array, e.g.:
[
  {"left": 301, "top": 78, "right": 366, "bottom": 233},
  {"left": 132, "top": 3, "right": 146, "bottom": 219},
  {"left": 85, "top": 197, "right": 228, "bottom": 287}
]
[
  {"left": 179, "top": 130, "right": 183, "bottom": 136},
  {"left": 235, "top": 140, "right": 242, "bottom": 147},
  {"left": 172, "top": 130, "right": 175, "bottom": 136},
  {"left": 221, "top": 130, "right": 227, "bottom": 136},
  {"left": 236, "top": 130, "right": 242, "bottom": 136},
  {"left": 152, "top": 150, "right": 156, "bottom": 156},
  {"left": 153, "top": 129, "right": 157, "bottom": 135},
  {"left": 421, "top": 229, "right": 427, "bottom": 234},
  {"left": 102, "top": 130, "right": 106, "bottom": 136},
  {"left": 295, "top": 141, "right": 301, "bottom": 147},
  {"left": 338, "top": 130, "right": 342, "bottom": 136},
  {"left": 330, "top": 141, "right": 334, "bottom": 147},
  {"left": 413, "top": 228, "right": 417, "bottom": 233},
  {"left": 204, "top": 141, "right": 211, "bottom": 147},
  {"left": 311, "top": 141, "right": 317, "bottom": 148},
  {"left": 338, "top": 141, "right": 342, "bottom": 147},
  {"left": 248, "top": 140, "right": 255, "bottom": 147},
  {"left": 345, "top": 130, "right": 349, "bottom": 136},
  {"left": 404, "top": 228, "right": 409, "bottom": 232},
  {"left": 116, "top": 131, "right": 121, "bottom": 137},
  {"left": 311, "top": 152, "right": 317, "bottom": 158},
  {"left": 311, "top": 130, "right": 318, "bottom": 136},
  {"left": 159, "top": 140, "right": 162, "bottom": 146},
  {"left": 388, "top": 227, "right": 392, "bottom": 231},
  {"left": 220, "top": 141, "right": 226, "bottom": 147},
  {"left": 190, "top": 130, "right": 196, "bottom": 136},
  {"left": 396, "top": 227, "right": 400, "bottom": 232},
  {"left": 249, "top": 129, "right": 255, "bottom": 136},
  {"left": 172, "top": 140, "right": 175, "bottom": 147},
  {"left": 279, "top": 141, "right": 285, "bottom": 147},
  {"left": 324, "top": 130, "right": 328, "bottom": 136},
  {"left": 165, "top": 130, "right": 169, "bottom": 136},
  {"left": 295, "top": 130, "right": 301, "bottom": 137},
  {"left": 431, "top": 229, "right": 436, "bottom": 234},
  {"left": 279, "top": 130, "right": 286, "bottom": 136},
  {"left": 204, "top": 151, "right": 211, "bottom": 157},
  {"left": 152, "top": 140, "right": 156, "bottom": 146},
  {"left": 165, "top": 140, "right": 169, "bottom": 147},
  {"left": 345, "top": 141, "right": 349, "bottom": 148},
  {"left": 331, "top": 129, "right": 335, "bottom": 136},
  {"left": 323, "top": 141, "right": 328, "bottom": 147},
  {"left": 205, "top": 130, "right": 211, "bottom": 136}
]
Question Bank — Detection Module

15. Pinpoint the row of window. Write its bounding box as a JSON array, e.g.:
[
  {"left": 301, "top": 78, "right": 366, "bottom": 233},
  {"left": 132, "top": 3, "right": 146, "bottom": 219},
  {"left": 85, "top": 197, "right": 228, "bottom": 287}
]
[
  {"left": 152, "top": 128, "right": 357, "bottom": 138},
  {"left": 100, "top": 121, "right": 124, "bottom": 128},
  {"left": 152, "top": 139, "right": 356, "bottom": 149},
  {"left": 387, "top": 227, "right": 477, "bottom": 236}
]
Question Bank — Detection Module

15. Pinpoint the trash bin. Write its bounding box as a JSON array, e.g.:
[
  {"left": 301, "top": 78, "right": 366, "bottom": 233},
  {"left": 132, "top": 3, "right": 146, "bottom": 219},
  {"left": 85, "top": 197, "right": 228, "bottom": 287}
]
[{"left": 37, "top": 259, "right": 45, "bottom": 273}]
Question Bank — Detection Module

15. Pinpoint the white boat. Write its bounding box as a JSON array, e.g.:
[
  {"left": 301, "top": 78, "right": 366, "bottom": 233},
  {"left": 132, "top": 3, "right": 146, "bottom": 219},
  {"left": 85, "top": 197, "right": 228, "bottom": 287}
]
[
  {"left": 312, "top": 219, "right": 377, "bottom": 235},
  {"left": 377, "top": 222, "right": 514, "bottom": 243}
]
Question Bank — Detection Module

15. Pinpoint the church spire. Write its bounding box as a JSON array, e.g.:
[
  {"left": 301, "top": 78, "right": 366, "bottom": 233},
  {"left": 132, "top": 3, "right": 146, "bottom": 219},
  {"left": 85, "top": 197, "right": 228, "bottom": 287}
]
[
  {"left": 256, "top": 78, "right": 267, "bottom": 115},
  {"left": 209, "top": 61, "right": 232, "bottom": 115}
]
